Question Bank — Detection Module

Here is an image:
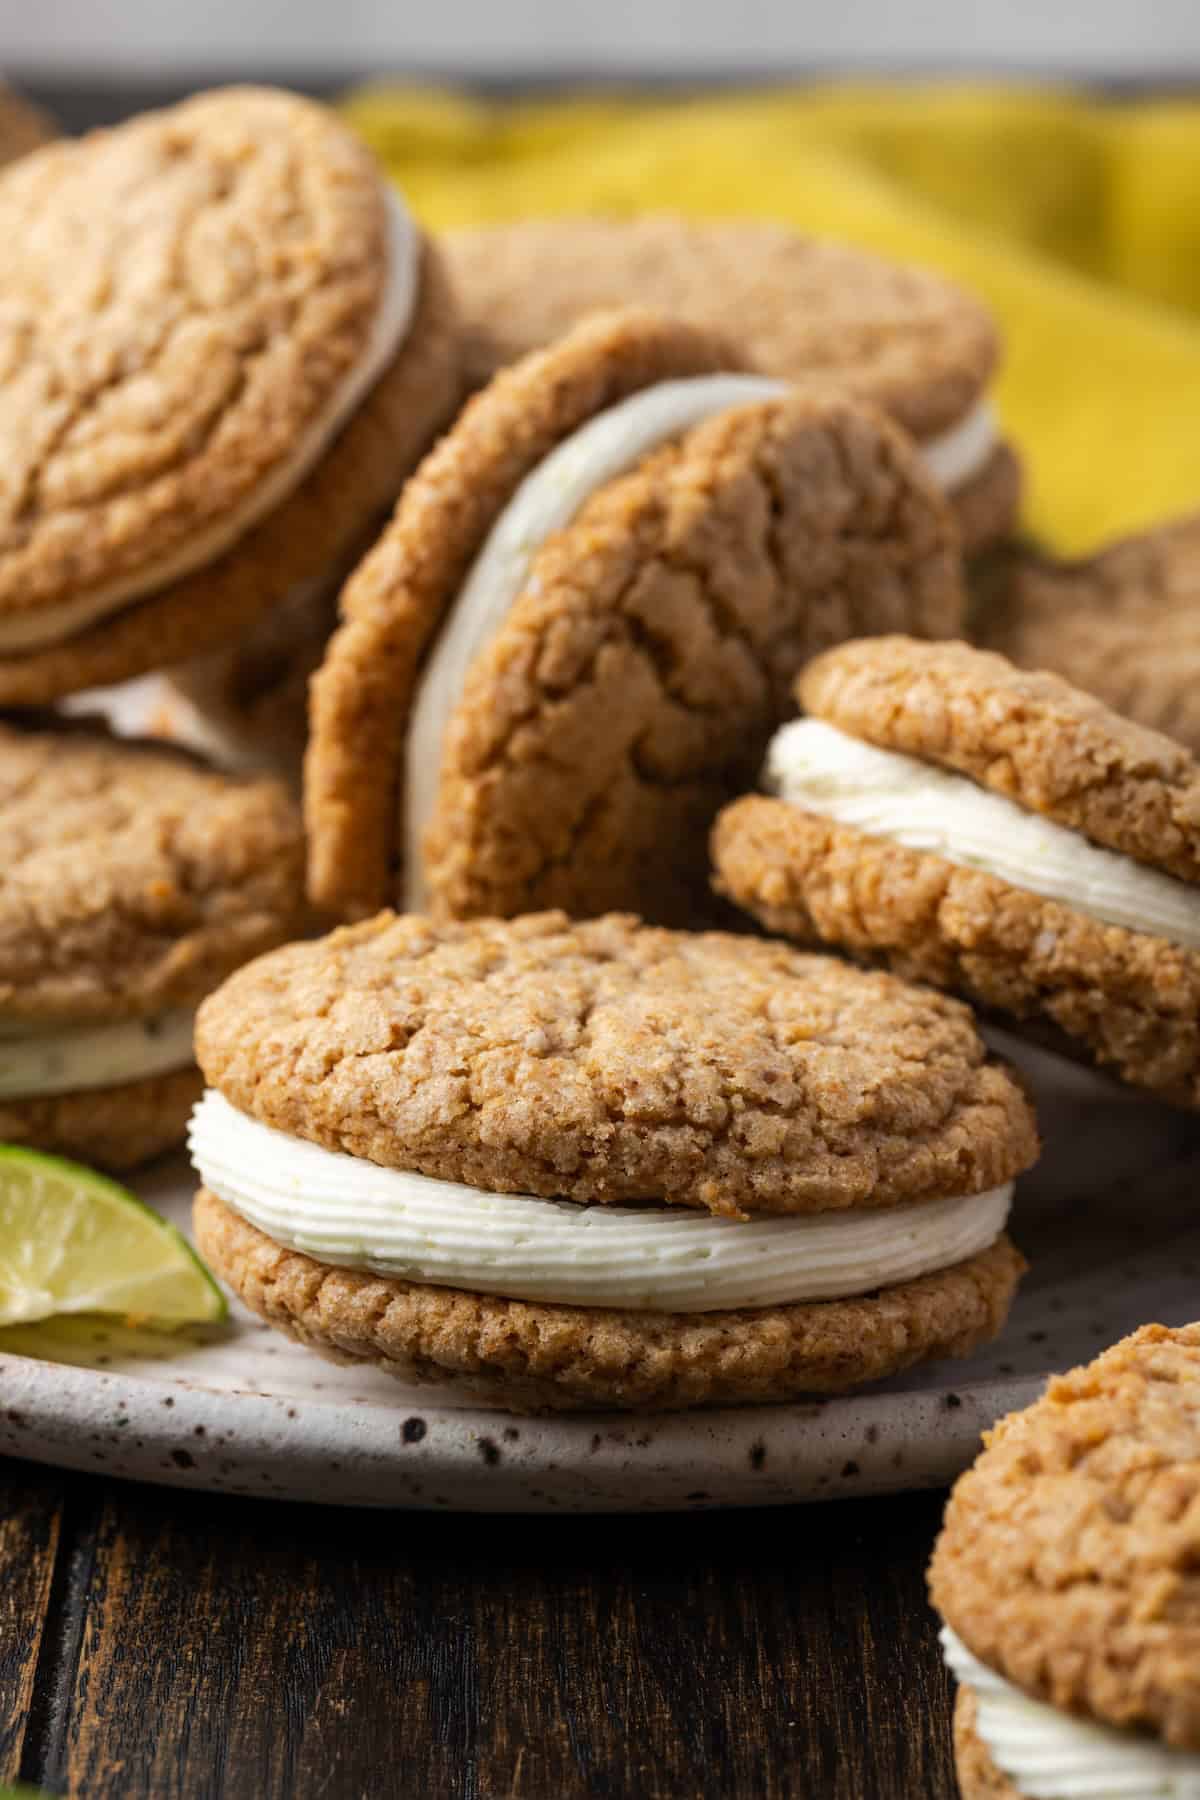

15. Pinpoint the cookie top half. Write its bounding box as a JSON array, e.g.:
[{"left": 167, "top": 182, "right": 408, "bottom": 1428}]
[
  {"left": 800, "top": 636, "right": 1200, "bottom": 884},
  {"left": 1, "top": 88, "right": 390, "bottom": 618},
  {"left": 446, "top": 215, "right": 997, "bottom": 438},
  {"left": 196, "top": 910, "right": 1037, "bottom": 1216},
  {"left": 0, "top": 87, "right": 461, "bottom": 702},
  {"left": 0, "top": 718, "right": 304, "bottom": 1021},
  {"left": 306, "top": 308, "right": 964, "bottom": 923},
  {"left": 931, "top": 1322, "right": 1200, "bottom": 1750}
]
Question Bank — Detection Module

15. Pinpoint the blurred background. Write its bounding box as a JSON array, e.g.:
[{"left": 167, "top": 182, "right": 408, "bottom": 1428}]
[
  {"left": 5, "top": 0, "right": 1200, "bottom": 86},
  {"left": 3, "top": 2, "right": 1199, "bottom": 555}
]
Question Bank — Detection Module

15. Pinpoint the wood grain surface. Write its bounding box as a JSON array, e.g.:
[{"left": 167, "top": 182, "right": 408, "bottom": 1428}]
[{"left": 0, "top": 1457, "right": 958, "bottom": 1799}]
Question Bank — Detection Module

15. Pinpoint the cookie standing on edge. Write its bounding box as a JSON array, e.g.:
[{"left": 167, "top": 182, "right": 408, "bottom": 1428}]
[
  {"left": 189, "top": 912, "right": 1037, "bottom": 1413},
  {"left": 0, "top": 719, "right": 304, "bottom": 1169},
  {"left": 0, "top": 86, "right": 461, "bottom": 711},
  {"left": 306, "top": 307, "right": 965, "bottom": 925},
  {"left": 930, "top": 1323, "right": 1200, "bottom": 1799},
  {"left": 445, "top": 215, "right": 1020, "bottom": 553},
  {"left": 973, "top": 515, "right": 1200, "bottom": 757},
  {"left": 713, "top": 635, "right": 1200, "bottom": 1107}
]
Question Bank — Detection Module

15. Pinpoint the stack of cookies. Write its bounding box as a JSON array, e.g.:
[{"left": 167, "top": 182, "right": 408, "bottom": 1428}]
[{"left": 3, "top": 80, "right": 1196, "bottom": 1469}]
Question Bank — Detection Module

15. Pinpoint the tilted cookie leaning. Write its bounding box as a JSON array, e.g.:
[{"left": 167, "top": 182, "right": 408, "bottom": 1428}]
[
  {"left": 973, "top": 514, "right": 1200, "bottom": 756},
  {"left": 305, "top": 307, "right": 965, "bottom": 925},
  {"left": 189, "top": 911, "right": 1038, "bottom": 1413},
  {"left": 929, "top": 1323, "right": 1200, "bottom": 1800},
  {"left": 0, "top": 86, "right": 460, "bottom": 709},
  {"left": 0, "top": 717, "right": 304, "bottom": 1169},
  {"left": 713, "top": 635, "right": 1200, "bottom": 1107},
  {"left": 445, "top": 215, "right": 1020, "bottom": 554}
]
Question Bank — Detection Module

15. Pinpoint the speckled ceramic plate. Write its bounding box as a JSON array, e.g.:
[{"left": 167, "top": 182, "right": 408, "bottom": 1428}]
[{"left": 0, "top": 1042, "right": 1197, "bottom": 1511}]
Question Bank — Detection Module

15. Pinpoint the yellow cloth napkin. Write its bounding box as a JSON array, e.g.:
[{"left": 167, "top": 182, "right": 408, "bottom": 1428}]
[{"left": 344, "top": 83, "right": 1200, "bottom": 555}]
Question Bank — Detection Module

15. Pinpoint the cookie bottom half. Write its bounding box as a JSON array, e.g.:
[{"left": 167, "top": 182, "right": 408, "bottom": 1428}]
[
  {"left": 953, "top": 1688, "right": 1023, "bottom": 1800},
  {"left": 954, "top": 445, "right": 1022, "bottom": 557},
  {"left": 194, "top": 1190, "right": 1024, "bottom": 1414},
  {"left": 0, "top": 1066, "right": 203, "bottom": 1172},
  {"left": 713, "top": 796, "right": 1200, "bottom": 1107}
]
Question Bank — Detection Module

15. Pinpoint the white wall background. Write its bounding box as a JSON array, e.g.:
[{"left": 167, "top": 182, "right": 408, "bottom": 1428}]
[{"left": 4, "top": 0, "right": 1200, "bottom": 77}]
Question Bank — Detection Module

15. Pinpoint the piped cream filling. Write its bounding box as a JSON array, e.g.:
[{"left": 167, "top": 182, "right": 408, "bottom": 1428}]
[
  {"left": 188, "top": 1090, "right": 1011, "bottom": 1312},
  {"left": 0, "top": 194, "right": 419, "bottom": 656},
  {"left": 920, "top": 398, "right": 998, "bottom": 492},
  {"left": 767, "top": 719, "right": 1200, "bottom": 952},
  {"left": 400, "top": 376, "right": 997, "bottom": 911},
  {"left": 0, "top": 1008, "right": 196, "bottom": 1100},
  {"left": 941, "top": 1627, "right": 1200, "bottom": 1799}
]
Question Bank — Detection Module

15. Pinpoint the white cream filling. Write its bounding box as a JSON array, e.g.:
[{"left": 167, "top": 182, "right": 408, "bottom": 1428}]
[
  {"left": 0, "top": 1008, "right": 196, "bottom": 1099},
  {"left": 0, "top": 193, "right": 419, "bottom": 656},
  {"left": 942, "top": 1628, "right": 1200, "bottom": 1799},
  {"left": 188, "top": 1089, "right": 1011, "bottom": 1312},
  {"left": 400, "top": 376, "right": 996, "bottom": 910},
  {"left": 920, "top": 398, "right": 998, "bottom": 492},
  {"left": 767, "top": 719, "right": 1200, "bottom": 952}
]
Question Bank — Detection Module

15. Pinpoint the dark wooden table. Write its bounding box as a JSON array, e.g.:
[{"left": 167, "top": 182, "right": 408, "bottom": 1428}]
[
  {"left": 0, "top": 74, "right": 959, "bottom": 1799},
  {"left": 1, "top": 1453, "right": 958, "bottom": 1798}
]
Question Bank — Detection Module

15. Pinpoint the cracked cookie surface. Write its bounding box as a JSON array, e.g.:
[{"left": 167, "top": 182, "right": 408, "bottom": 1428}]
[
  {"left": 973, "top": 517, "right": 1200, "bottom": 756},
  {"left": 930, "top": 1322, "right": 1200, "bottom": 1751},
  {"left": 799, "top": 636, "right": 1200, "bottom": 881},
  {"left": 0, "top": 717, "right": 305, "bottom": 1020},
  {"left": 445, "top": 215, "right": 998, "bottom": 437},
  {"left": 195, "top": 1188, "right": 1026, "bottom": 1412},
  {"left": 305, "top": 308, "right": 749, "bottom": 917},
  {"left": 1, "top": 87, "right": 390, "bottom": 616},
  {"left": 425, "top": 389, "right": 962, "bottom": 923},
  {"left": 0, "top": 90, "right": 462, "bottom": 701},
  {"left": 306, "top": 312, "right": 963, "bottom": 923},
  {"left": 444, "top": 215, "right": 1017, "bottom": 553},
  {"left": 196, "top": 910, "right": 1037, "bottom": 1216}
]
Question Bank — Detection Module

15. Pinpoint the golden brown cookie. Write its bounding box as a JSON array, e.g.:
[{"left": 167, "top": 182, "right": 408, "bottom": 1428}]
[
  {"left": 445, "top": 215, "right": 1019, "bottom": 551},
  {"left": 930, "top": 1323, "right": 1200, "bottom": 1792},
  {"left": 0, "top": 715, "right": 305, "bottom": 1169},
  {"left": 306, "top": 308, "right": 964, "bottom": 923},
  {"left": 713, "top": 636, "right": 1200, "bottom": 1104},
  {"left": 188, "top": 909, "right": 1036, "bottom": 1411},
  {"left": 973, "top": 515, "right": 1200, "bottom": 757},
  {"left": 0, "top": 86, "right": 461, "bottom": 704},
  {"left": 196, "top": 909, "right": 1036, "bottom": 1214},
  {"left": 0, "top": 83, "right": 54, "bottom": 166}
]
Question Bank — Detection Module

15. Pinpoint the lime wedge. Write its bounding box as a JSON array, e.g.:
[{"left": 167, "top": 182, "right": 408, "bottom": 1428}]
[{"left": 0, "top": 1146, "right": 225, "bottom": 1328}]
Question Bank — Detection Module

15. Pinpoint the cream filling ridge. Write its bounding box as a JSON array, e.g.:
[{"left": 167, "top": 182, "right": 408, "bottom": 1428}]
[
  {"left": 0, "top": 193, "right": 419, "bottom": 657},
  {"left": 189, "top": 1090, "right": 1011, "bottom": 1312},
  {"left": 767, "top": 719, "right": 1200, "bottom": 952},
  {"left": 400, "top": 377, "right": 996, "bottom": 910},
  {"left": 942, "top": 1627, "right": 1200, "bottom": 1799},
  {"left": 0, "top": 1008, "right": 196, "bottom": 1100}
]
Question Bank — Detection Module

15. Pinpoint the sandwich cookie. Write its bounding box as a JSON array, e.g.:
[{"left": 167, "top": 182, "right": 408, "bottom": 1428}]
[
  {"left": 190, "top": 911, "right": 1037, "bottom": 1412},
  {"left": 713, "top": 636, "right": 1200, "bottom": 1106},
  {"left": 974, "top": 515, "right": 1200, "bottom": 757},
  {"left": 0, "top": 717, "right": 304, "bottom": 1169},
  {"left": 306, "top": 307, "right": 964, "bottom": 924},
  {"left": 930, "top": 1322, "right": 1200, "bottom": 1799},
  {"left": 0, "top": 86, "right": 461, "bottom": 706},
  {"left": 445, "top": 215, "right": 1020, "bottom": 552}
]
